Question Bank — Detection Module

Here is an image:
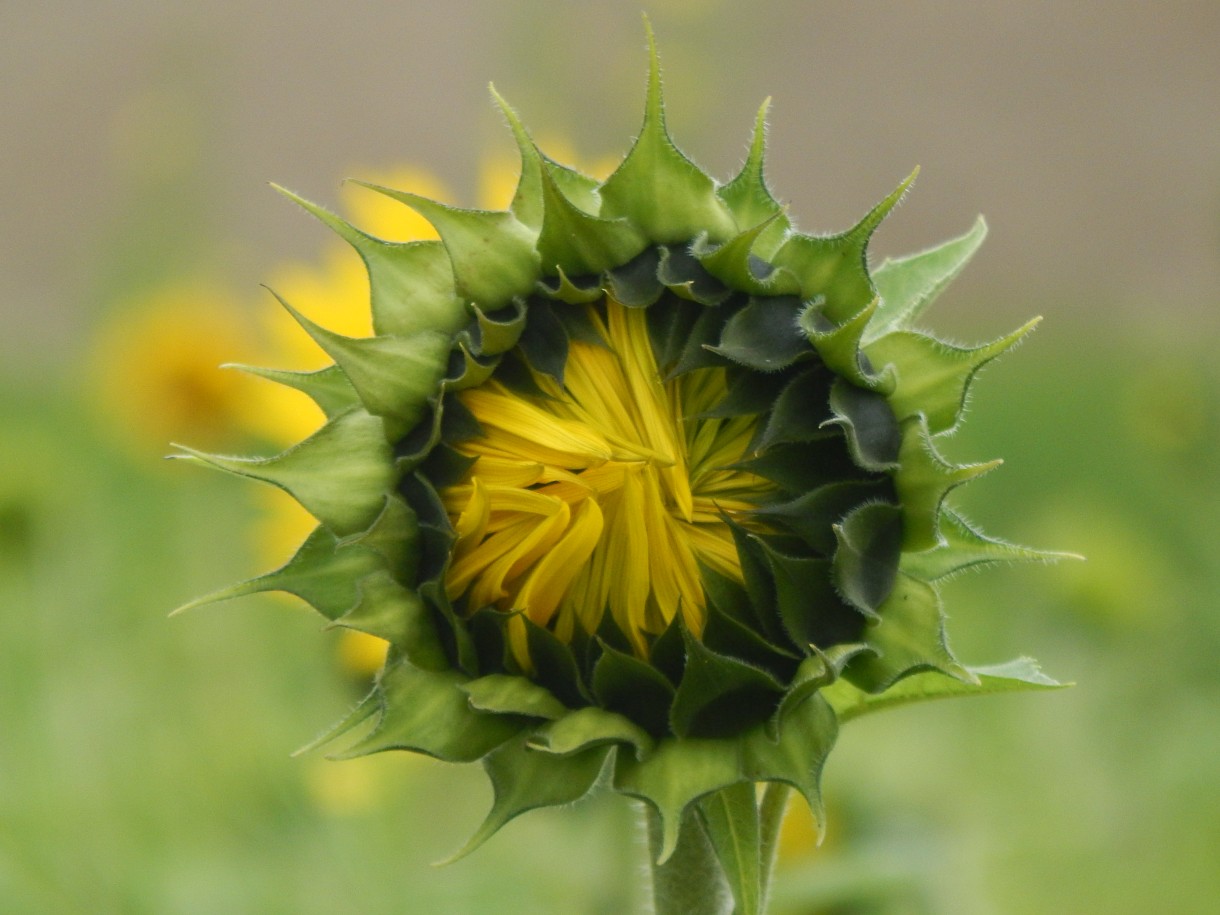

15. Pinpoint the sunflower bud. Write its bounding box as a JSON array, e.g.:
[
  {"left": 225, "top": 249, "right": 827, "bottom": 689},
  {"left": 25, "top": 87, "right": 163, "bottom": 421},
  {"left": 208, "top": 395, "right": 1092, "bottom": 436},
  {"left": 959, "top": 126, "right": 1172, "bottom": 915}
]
[{"left": 176, "top": 29, "right": 1067, "bottom": 884}]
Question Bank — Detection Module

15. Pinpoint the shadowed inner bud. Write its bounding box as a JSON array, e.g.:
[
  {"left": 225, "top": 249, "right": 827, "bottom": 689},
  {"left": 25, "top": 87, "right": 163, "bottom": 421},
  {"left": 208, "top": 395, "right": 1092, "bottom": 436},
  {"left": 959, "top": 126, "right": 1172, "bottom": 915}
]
[{"left": 441, "top": 297, "right": 773, "bottom": 666}]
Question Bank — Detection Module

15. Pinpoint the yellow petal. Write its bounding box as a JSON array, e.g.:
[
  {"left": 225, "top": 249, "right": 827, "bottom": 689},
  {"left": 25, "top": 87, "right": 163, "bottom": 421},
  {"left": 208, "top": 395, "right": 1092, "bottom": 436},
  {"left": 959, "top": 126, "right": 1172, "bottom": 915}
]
[{"left": 514, "top": 498, "right": 604, "bottom": 625}]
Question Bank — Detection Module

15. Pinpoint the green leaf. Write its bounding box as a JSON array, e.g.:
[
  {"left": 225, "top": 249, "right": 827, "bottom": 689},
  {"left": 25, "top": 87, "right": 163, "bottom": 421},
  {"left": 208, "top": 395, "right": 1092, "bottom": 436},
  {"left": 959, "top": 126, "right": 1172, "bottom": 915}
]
[
  {"left": 529, "top": 706, "right": 655, "bottom": 759},
  {"left": 702, "top": 603, "right": 801, "bottom": 677},
  {"left": 537, "top": 267, "right": 605, "bottom": 305},
  {"left": 348, "top": 494, "right": 420, "bottom": 579},
  {"left": 669, "top": 299, "right": 740, "bottom": 375},
  {"left": 800, "top": 297, "right": 895, "bottom": 392},
  {"left": 657, "top": 245, "right": 731, "bottom": 305},
  {"left": 864, "top": 319, "right": 1040, "bottom": 434},
  {"left": 740, "top": 692, "right": 838, "bottom": 838},
  {"left": 544, "top": 153, "right": 603, "bottom": 215},
  {"left": 832, "top": 502, "right": 903, "bottom": 619},
  {"left": 756, "top": 547, "right": 838, "bottom": 648},
  {"left": 489, "top": 86, "right": 604, "bottom": 229},
  {"left": 225, "top": 363, "right": 358, "bottom": 420},
  {"left": 615, "top": 691, "right": 838, "bottom": 864},
  {"left": 469, "top": 297, "right": 527, "bottom": 356},
  {"left": 773, "top": 646, "right": 867, "bottom": 732},
  {"left": 350, "top": 182, "right": 540, "bottom": 309},
  {"left": 845, "top": 573, "right": 970, "bottom": 692},
  {"left": 646, "top": 295, "right": 701, "bottom": 370},
  {"left": 733, "top": 439, "right": 857, "bottom": 493},
  {"left": 827, "top": 656, "right": 1067, "bottom": 723},
  {"left": 749, "top": 480, "right": 887, "bottom": 554},
  {"left": 443, "top": 736, "right": 611, "bottom": 863},
  {"left": 270, "top": 288, "right": 451, "bottom": 428},
  {"left": 805, "top": 302, "right": 902, "bottom": 395},
  {"left": 900, "top": 509, "right": 1080, "bottom": 581},
  {"left": 696, "top": 366, "right": 790, "bottom": 420},
  {"left": 825, "top": 379, "right": 902, "bottom": 471},
  {"left": 606, "top": 247, "right": 664, "bottom": 307},
  {"left": 524, "top": 617, "right": 593, "bottom": 708},
  {"left": 177, "top": 493, "right": 412, "bottom": 628},
  {"left": 460, "top": 673, "right": 569, "bottom": 720},
  {"left": 697, "top": 783, "right": 761, "bottom": 915},
  {"left": 710, "top": 296, "right": 809, "bottom": 372},
  {"left": 591, "top": 643, "right": 677, "bottom": 738},
  {"left": 292, "top": 689, "right": 381, "bottom": 758},
  {"left": 694, "top": 214, "right": 799, "bottom": 297},
  {"left": 869, "top": 215, "right": 987, "bottom": 338},
  {"left": 332, "top": 570, "right": 447, "bottom": 671},
  {"left": 615, "top": 737, "right": 747, "bottom": 863},
  {"left": 362, "top": 240, "right": 471, "bottom": 339},
  {"left": 758, "top": 540, "right": 868, "bottom": 652},
  {"left": 670, "top": 630, "right": 785, "bottom": 738},
  {"left": 171, "top": 407, "right": 394, "bottom": 536},
  {"left": 171, "top": 523, "right": 378, "bottom": 619},
  {"left": 535, "top": 157, "right": 647, "bottom": 276},
  {"left": 271, "top": 185, "right": 468, "bottom": 338},
  {"left": 598, "top": 24, "right": 736, "bottom": 244},
  {"left": 717, "top": 97, "right": 791, "bottom": 258},
  {"left": 341, "top": 661, "right": 524, "bottom": 762},
  {"left": 752, "top": 367, "right": 832, "bottom": 450},
  {"left": 771, "top": 169, "right": 917, "bottom": 323},
  {"left": 515, "top": 298, "right": 569, "bottom": 382},
  {"left": 488, "top": 86, "right": 546, "bottom": 230},
  {"left": 723, "top": 523, "right": 786, "bottom": 647},
  {"left": 893, "top": 417, "right": 1000, "bottom": 551}
]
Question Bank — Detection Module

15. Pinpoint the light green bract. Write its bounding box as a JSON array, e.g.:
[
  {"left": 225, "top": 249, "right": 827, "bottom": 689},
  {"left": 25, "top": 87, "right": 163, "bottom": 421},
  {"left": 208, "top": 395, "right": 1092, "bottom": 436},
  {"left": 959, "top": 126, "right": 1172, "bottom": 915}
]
[{"left": 176, "top": 31, "right": 1067, "bottom": 906}]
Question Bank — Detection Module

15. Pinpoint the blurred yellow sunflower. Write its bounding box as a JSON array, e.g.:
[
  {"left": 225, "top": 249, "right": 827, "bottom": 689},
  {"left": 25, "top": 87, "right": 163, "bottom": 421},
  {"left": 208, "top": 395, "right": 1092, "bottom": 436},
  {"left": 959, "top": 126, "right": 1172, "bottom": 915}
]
[{"left": 89, "top": 283, "right": 267, "bottom": 457}]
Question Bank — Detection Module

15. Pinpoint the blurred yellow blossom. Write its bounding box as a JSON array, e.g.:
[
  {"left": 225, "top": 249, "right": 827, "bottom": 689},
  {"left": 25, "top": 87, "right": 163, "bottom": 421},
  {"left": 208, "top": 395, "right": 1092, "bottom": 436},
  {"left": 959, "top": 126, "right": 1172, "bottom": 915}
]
[
  {"left": 776, "top": 797, "right": 821, "bottom": 865},
  {"left": 336, "top": 628, "right": 390, "bottom": 679},
  {"left": 89, "top": 283, "right": 267, "bottom": 456}
]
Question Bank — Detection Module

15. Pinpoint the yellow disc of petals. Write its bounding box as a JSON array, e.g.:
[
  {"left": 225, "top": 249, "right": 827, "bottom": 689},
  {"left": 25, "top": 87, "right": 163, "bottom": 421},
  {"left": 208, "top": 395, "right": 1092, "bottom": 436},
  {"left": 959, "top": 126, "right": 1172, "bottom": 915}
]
[{"left": 442, "top": 298, "right": 774, "bottom": 663}]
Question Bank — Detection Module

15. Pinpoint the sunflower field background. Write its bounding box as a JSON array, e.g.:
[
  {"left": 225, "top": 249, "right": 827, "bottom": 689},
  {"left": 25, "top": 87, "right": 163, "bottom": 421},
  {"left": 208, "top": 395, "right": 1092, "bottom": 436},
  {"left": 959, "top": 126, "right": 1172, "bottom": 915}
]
[{"left": 2, "top": 3, "right": 1219, "bottom": 913}]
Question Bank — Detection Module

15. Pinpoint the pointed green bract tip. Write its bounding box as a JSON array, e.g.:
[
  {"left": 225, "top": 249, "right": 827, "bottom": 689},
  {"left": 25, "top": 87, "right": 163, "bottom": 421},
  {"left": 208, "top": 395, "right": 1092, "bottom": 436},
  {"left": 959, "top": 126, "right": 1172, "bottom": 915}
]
[
  {"left": 271, "top": 182, "right": 366, "bottom": 247},
  {"left": 488, "top": 84, "right": 548, "bottom": 230},
  {"left": 598, "top": 22, "right": 736, "bottom": 243},
  {"left": 350, "top": 180, "right": 541, "bottom": 307}
]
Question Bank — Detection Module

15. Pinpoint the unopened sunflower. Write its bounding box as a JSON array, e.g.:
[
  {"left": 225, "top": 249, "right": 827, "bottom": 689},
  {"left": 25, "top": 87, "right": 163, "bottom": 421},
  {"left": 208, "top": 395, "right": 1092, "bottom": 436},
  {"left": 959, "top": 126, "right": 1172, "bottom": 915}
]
[{"left": 176, "top": 31, "right": 1068, "bottom": 915}]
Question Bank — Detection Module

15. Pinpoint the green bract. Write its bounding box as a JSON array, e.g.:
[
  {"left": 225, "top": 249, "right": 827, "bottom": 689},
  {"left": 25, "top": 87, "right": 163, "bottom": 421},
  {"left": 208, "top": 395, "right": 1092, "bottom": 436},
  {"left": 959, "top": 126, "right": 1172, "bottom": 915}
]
[{"left": 176, "top": 31, "right": 1067, "bottom": 895}]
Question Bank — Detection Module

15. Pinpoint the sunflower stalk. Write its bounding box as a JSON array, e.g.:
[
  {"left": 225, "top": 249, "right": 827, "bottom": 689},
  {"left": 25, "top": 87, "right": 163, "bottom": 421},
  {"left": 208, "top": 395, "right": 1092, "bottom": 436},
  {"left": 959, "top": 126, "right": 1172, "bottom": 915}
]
[
  {"left": 647, "top": 803, "right": 733, "bottom": 915},
  {"left": 647, "top": 781, "right": 790, "bottom": 915},
  {"left": 757, "top": 782, "right": 791, "bottom": 908}
]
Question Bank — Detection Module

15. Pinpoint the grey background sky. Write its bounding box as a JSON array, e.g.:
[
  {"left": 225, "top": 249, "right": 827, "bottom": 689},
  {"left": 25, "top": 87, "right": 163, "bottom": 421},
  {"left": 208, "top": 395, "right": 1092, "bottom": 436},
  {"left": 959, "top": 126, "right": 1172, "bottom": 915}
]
[{"left": 3, "top": 1, "right": 1218, "bottom": 369}]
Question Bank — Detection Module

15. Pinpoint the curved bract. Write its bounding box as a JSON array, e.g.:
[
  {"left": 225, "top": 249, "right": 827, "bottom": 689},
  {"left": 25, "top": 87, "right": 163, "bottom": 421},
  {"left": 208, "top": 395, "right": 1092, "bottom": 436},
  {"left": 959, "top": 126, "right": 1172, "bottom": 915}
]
[{"left": 176, "top": 30, "right": 1067, "bottom": 871}]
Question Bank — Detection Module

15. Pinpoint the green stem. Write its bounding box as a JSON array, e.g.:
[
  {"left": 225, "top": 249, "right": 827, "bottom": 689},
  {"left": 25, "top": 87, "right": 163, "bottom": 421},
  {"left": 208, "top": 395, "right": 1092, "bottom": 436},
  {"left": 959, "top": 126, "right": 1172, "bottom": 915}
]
[
  {"left": 645, "top": 806, "right": 732, "bottom": 915},
  {"left": 757, "top": 783, "right": 791, "bottom": 911}
]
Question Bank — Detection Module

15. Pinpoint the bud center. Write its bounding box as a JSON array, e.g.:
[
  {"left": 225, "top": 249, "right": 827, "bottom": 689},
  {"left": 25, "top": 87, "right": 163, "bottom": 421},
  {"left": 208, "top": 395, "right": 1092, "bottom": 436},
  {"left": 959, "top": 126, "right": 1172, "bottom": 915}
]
[{"left": 441, "top": 297, "right": 771, "bottom": 663}]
